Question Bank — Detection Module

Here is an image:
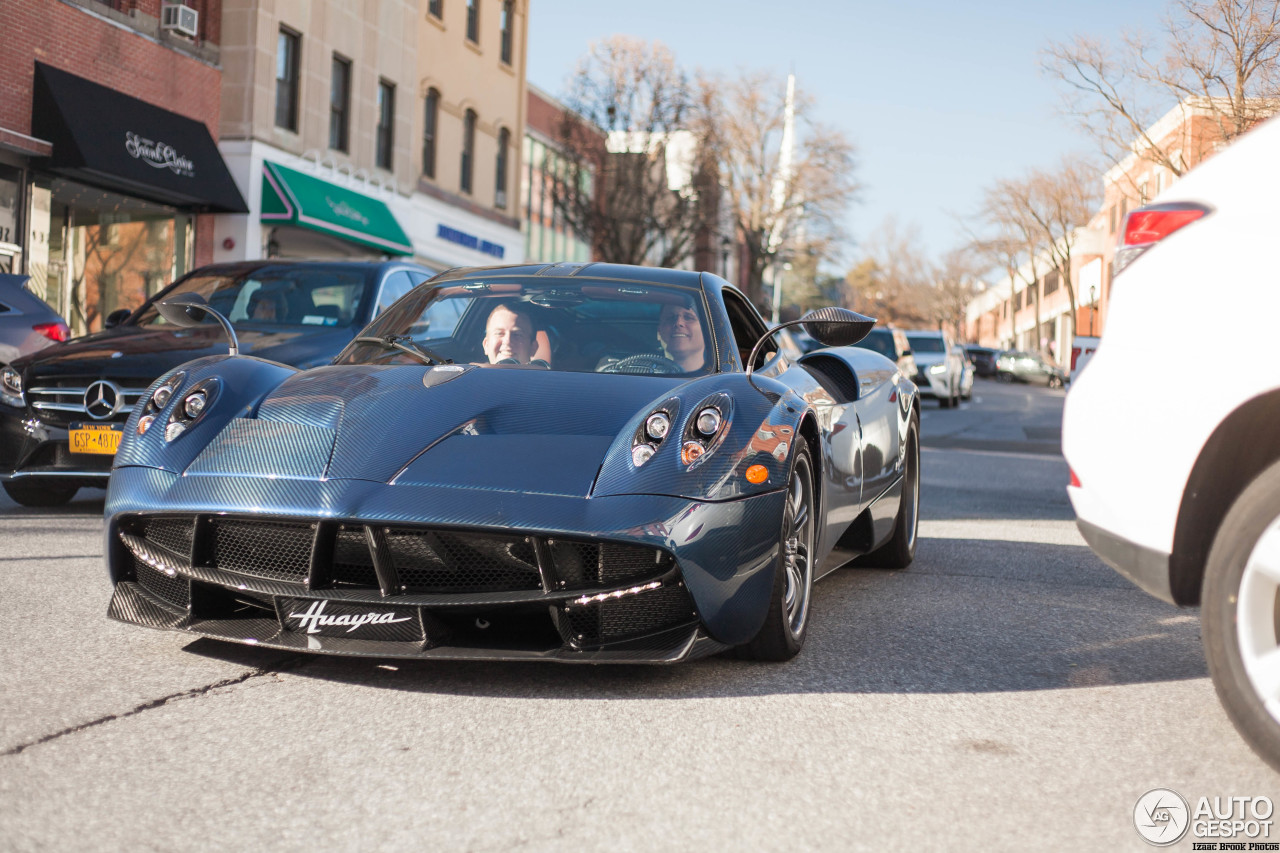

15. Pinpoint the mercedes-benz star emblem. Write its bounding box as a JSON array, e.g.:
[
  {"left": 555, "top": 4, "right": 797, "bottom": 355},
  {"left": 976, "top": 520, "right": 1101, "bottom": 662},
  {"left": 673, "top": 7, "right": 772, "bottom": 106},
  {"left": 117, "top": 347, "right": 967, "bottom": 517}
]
[{"left": 84, "top": 380, "right": 122, "bottom": 420}]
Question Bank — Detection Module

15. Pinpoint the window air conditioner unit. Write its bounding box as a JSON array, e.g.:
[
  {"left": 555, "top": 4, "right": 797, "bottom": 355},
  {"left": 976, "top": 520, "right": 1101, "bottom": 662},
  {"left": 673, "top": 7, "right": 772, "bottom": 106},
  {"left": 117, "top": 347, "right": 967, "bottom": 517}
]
[{"left": 161, "top": 4, "right": 199, "bottom": 38}]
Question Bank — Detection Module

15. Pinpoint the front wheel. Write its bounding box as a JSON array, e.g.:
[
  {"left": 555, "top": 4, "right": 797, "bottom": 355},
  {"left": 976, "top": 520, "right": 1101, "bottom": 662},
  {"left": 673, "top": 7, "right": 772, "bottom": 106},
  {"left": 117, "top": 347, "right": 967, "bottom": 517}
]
[
  {"left": 3, "top": 480, "right": 78, "bottom": 507},
  {"left": 1203, "top": 459, "right": 1280, "bottom": 772},
  {"left": 738, "top": 443, "right": 816, "bottom": 661}
]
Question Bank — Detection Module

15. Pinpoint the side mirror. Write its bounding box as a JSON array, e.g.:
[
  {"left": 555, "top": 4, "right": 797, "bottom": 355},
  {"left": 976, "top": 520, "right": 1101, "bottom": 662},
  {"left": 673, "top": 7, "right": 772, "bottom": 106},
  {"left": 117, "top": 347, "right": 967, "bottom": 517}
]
[
  {"left": 156, "top": 292, "right": 240, "bottom": 356},
  {"left": 156, "top": 292, "right": 212, "bottom": 328},
  {"left": 799, "top": 307, "right": 877, "bottom": 347},
  {"left": 745, "top": 308, "right": 879, "bottom": 386},
  {"left": 104, "top": 308, "right": 132, "bottom": 329}
]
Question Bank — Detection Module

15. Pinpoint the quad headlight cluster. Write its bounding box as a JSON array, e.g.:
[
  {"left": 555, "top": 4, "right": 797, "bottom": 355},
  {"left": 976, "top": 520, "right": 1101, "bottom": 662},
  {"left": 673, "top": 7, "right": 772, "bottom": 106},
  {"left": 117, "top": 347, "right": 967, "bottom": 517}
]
[
  {"left": 632, "top": 399, "right": 679, "bottom": 467},
  {"left": 681, "top": 393, "right": 731, "bottom": 468},
  {"left": 135, "top": 371, "right": 218, "bottom": 441},
  {"left": 0, "top": 366, "right": 23, "bottom": 408},
  {"left": 630, "top": 393, "right": 732, "bottom": 470}
]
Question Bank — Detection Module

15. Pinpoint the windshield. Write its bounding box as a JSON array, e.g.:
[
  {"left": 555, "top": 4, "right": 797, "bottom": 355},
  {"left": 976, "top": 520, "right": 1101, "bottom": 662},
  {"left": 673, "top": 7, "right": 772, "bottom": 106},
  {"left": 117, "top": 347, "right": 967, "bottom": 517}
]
[
  {"left": 906, "top": 334, "right": 946, "bottom": 353},
  {"left": 335, "top": 278, "right": 716, "bottom": 376},
  {"left": 133, "top": 265, "right": 375, "bottom": 330},
  {"left": 853, "top": 329, "right": 895, "bottom": 360}
]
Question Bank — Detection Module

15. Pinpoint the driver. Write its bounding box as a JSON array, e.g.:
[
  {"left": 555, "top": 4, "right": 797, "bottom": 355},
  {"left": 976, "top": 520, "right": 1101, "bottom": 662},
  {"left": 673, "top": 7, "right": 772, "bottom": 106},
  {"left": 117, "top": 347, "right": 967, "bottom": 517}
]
[
  {"left": 657, "top": 297, "right": 706, "bottom": 372},
  {"left": 481, "top": 302, "right": 551, "bottom": 366}
]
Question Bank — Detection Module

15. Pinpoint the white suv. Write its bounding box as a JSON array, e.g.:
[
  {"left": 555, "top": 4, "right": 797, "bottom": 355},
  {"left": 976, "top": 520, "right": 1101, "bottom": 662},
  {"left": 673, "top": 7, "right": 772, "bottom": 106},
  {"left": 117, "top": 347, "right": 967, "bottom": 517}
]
[
  {"left": 1063, "top": 115, "right": 1280, "bottom": 770},
  {"left": 905, "top": 330, "right": 963, "bottom": 408}
]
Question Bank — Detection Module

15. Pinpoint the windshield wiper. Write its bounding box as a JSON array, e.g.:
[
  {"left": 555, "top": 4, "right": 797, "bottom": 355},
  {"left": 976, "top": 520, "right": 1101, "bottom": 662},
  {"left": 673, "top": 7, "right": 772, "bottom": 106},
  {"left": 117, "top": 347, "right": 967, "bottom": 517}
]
[{"left": 353, "top": 334, "right": 451, "bottom": 367}]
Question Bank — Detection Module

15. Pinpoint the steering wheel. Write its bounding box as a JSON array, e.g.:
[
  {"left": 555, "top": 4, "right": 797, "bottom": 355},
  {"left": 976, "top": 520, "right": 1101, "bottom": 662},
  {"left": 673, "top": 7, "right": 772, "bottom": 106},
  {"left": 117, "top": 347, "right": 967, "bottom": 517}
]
[{"left": 599, "top": 353, "right": 685, "bottom": 375}]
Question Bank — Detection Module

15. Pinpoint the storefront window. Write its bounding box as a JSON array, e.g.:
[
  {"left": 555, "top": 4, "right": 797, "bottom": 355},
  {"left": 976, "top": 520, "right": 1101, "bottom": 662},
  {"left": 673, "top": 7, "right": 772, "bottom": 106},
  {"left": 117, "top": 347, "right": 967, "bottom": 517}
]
[
  {"left": 0, "top": 167, "right": 21, "bottom": 275},
  {"left": 44, "top": 180, "right": 192, "bottom": 336}
]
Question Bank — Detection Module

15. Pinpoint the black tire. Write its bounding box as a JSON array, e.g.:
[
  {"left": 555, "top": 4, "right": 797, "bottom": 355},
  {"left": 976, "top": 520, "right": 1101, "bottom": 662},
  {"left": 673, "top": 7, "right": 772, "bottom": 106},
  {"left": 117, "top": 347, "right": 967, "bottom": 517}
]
[
  {"left": 939, "top": 393, "right": 952, "bottom": 409},
  {"left": 1202, "top": 458, "right": 1280, "bottom": 773},
  {"left": 738, "top": 443, "right": 817, "bottom": 661},
  {"left": 855, "top": 414, "right": 920, "bottom": 569},
  {"left": 3, "top": 480, "right": 78, "bottom": 507}
]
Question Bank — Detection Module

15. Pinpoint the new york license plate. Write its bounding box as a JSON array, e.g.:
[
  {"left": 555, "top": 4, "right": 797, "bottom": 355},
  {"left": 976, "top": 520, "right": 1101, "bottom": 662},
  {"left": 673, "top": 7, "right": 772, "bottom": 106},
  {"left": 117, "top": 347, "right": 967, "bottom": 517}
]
[{"left": 69, "top": 422, "right": 123, "bottom": 455}]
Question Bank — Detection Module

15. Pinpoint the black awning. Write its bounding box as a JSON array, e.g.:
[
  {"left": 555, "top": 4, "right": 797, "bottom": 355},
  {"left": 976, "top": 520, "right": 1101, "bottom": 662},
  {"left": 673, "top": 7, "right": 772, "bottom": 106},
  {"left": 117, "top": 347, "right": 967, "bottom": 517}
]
[{"left": 31, "top": 63, "right": 248, "bottom": 213}]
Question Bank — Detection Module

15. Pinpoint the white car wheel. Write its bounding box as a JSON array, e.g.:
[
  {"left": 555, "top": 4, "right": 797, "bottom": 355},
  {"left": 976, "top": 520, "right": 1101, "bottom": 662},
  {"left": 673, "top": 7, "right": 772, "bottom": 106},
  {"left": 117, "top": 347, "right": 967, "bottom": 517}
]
[{"left": 1203, "top": 458, "right": 1280, "bottom": 772}]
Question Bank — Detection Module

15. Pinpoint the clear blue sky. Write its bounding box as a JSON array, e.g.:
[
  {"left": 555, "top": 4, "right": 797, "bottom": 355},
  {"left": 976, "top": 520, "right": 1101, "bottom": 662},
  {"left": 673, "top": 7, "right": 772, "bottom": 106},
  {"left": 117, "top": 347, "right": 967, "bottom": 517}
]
[{"left": 527, "top": 0, "right": 1172, "bottom": 267}]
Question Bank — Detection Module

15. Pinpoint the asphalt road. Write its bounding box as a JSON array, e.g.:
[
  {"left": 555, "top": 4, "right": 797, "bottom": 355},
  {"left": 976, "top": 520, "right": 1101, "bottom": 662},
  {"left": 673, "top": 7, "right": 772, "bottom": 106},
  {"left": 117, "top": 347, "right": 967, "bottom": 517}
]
[{"left": 1, "top": 379, "right": 1276, "bottom": 851}]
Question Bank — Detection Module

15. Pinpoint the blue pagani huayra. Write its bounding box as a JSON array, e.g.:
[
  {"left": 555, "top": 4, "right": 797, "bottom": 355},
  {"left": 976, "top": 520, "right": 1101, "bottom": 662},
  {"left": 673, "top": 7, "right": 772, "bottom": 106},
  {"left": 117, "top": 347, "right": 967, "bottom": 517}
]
[{"left": 105, "top": 263, "right": 920, "bottom": 663}]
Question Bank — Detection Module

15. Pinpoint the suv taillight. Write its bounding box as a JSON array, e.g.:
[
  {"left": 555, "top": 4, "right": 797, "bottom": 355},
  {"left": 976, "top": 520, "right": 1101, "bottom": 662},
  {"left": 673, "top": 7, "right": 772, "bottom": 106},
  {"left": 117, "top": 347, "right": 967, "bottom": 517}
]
[
  {"left": 32, "top": 321, "right": 69, "bottom": 342},
  {"left": 1114, "top": 202, "right": 1211, "bottom": 276}
]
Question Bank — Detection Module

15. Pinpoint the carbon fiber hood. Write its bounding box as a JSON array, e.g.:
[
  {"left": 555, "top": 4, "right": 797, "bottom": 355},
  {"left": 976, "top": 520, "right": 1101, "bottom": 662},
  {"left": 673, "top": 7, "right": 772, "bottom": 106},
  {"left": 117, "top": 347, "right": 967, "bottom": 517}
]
[{"left": 229, "top": 364, "right": 688, "bottom": 495}]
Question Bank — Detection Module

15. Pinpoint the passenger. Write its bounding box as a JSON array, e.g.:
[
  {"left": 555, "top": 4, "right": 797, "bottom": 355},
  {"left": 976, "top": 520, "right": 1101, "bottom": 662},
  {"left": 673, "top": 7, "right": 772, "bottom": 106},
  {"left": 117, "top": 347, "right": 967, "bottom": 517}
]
[
  {"left": 481, "top": 302, "right": 551, "bottom": 366},
  {"left": 248, "top": 290, "right": 285, "bottom": 322},
  {"left": 657, "top": 298, "right": 706, "bottom": 372}
]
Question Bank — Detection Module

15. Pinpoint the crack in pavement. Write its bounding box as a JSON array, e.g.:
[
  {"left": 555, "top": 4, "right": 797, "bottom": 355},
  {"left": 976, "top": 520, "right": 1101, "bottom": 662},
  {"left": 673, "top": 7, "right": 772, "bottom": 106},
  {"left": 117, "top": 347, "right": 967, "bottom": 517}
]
[{"left": 1, "top": 655, "right": 305, "bottom": 757}]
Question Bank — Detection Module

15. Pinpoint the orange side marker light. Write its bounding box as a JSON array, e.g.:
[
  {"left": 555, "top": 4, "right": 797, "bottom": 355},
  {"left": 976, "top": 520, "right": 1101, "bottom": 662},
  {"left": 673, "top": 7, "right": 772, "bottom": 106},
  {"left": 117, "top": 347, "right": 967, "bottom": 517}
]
[{"left": 745, "top": 464, "right": 768, "bottom": 484}]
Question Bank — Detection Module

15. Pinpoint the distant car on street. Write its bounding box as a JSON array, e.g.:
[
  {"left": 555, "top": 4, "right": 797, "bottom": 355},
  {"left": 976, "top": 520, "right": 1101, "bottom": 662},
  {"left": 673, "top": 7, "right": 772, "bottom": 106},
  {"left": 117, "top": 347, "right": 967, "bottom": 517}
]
[
  {"left": 995, "top": 350, "right": 1066, "bottom": 388},
  {"left": 964, "top": 345, "right": 1000, "bottom": 378},
  {"left": 905, "top": 330, "right": 963, "bottom": 407},
  {"left": 0, "top": 274, "right": 69, "bottom": 366},
  {"left": 0, "top": 259, "right": 435, "bottom": 506},
  {"left": 851, "top": 326, "right": 917, "bottom": 381},
  {"left": 952, "top": 345, "right": 974, "bottom": 401},
  {"left": 1064, "top": 114, "right": 1280, "bottom": 771}
]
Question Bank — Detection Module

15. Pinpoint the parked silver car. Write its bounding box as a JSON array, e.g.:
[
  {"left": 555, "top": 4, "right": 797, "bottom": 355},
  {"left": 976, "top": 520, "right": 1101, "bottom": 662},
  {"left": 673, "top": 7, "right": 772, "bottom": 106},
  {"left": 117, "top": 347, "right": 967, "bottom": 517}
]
[{"left": 0, "top": 275, "right": 68, "bottom": 366}]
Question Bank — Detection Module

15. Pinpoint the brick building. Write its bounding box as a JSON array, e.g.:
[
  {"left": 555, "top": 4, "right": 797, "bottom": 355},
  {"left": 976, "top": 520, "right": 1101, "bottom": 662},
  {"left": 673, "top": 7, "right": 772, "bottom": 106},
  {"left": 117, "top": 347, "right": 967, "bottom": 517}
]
[
  {"left": 0, "top": 0, "right": 245, "bottom": 335},
  {"left": 521, "top": 84, "right": 596, "bottom": 263}
]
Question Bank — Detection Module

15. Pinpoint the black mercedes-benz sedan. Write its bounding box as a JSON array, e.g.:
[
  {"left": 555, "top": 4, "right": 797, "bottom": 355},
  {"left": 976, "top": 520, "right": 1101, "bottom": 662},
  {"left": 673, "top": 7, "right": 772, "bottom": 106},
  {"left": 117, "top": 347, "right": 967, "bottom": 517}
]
[{"left": 0, "top": 260, "right": 434, "bottom": 506}]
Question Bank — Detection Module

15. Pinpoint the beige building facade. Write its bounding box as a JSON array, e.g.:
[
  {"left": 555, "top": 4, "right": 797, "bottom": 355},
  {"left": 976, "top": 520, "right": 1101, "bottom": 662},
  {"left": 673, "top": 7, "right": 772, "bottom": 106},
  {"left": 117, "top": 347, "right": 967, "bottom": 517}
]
[{"left": 214, "top": 0, "right": 527, "bottom": 270}]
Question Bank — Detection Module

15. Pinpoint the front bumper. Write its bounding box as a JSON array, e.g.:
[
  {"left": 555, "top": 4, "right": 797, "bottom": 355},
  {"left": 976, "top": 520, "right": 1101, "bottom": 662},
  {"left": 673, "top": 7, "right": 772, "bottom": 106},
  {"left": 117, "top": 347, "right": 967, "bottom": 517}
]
[
  {"left": 105, "top": 466, "right": 788, "bottom": 663},
  {"left": 914, "top": 369, "right": 947, "bottom": 398},
  {"left": 0, "top": 407, "right": 115, "bottom": 488}
]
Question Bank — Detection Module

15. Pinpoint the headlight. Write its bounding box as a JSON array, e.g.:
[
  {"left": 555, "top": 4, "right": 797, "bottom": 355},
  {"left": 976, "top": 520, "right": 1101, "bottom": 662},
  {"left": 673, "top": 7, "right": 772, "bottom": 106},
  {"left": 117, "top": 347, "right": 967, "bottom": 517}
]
[
  {"left": 695, "top": 407, "right": 722, "bottom": 436},
  {"left": 632, "top": 444, "right": 657, "bottom": 467},
  {"left": 152, "top": 385, "right": 174, "bottom": 409},
  {"left": 682, "top": 393, "right": 732, "bottom": 470},
  {"left": 137, "top": 414, "right": 156, "bottom": 435},
  {"left": 0, "top": 367, "right": 22, "bottom": 407},
  {"left": 182, "top": 391, "right": 207, "bottom": 419},
  {"left": 928, "top": 364, "right": 947, "bottom": 375},
  {"left": 645, "top": 412, "right": 670, "bottom": 441}
]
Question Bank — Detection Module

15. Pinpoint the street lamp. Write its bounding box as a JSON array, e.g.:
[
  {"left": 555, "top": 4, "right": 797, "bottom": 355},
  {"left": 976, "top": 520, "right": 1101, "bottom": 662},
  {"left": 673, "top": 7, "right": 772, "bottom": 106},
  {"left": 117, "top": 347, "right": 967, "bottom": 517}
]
[
  {"left": 720, "top": 235, "right": 732, "bottom": 279},
  {"left": 1089, "top": 285, "right": 1097, "bottom": 336}
]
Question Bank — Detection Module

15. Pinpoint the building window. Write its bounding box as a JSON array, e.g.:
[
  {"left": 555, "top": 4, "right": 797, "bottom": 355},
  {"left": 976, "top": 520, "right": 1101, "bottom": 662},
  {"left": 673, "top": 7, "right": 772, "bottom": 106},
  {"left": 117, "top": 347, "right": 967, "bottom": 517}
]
[
  {"left": 377, "top": 80, "right": 395, "bottom": 170},
  {"left": 466, "top": 0, "right": 479, "bottom": 42},
  {"left": 428, "top": 0, "right": 442, "bottom": 18},
  {"left": 494, "top": 127, "right": 510, "bottom": 208},
  {"left": 329, "top": 55, "right": 351, "bottom": 152},
  {"left": 275, "top": 28, "right": 301, "bottom": 131},
  {"left": 500, "top": 1, "right": 513, "bottom": 64},
  {"left": 1108, "top": 204, "right": 1116, "bottom": 235},
  {"left": 1043, "top": 270, "right": 1060, "bottom": 296},
  {"left": 461, "top": 109, "right": 476, "bottom": 194},
  {"left": 422, "top": 88, "right": 440, "bottom": 180}
]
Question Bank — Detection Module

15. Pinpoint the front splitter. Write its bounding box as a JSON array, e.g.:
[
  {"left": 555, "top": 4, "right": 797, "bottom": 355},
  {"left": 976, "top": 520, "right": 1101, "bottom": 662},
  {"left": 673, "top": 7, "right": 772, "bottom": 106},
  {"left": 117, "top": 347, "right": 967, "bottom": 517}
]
[{"left": 108, "top": 581, "right": 730, "bottom": 665}]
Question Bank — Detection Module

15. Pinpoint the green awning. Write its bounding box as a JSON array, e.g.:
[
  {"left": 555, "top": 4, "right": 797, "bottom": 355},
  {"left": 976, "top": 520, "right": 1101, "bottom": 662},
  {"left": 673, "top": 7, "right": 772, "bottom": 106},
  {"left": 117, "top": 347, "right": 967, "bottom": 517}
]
[{"left": 261, "top": 161, "right": 413, "bottom": 255}]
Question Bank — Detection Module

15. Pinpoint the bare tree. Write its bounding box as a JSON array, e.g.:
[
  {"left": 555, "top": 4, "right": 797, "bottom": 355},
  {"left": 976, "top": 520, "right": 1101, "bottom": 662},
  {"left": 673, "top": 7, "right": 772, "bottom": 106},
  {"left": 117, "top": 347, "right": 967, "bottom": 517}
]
[
  {"left": 930, "top": 248, "right": 982, "bottom": 342},
  {"left": 553, "top": 37, "right": 710, "bottom": 267},
  {"left": 705, "top": 70, "right": 860, "bottom": 308},
  {"left": 1044, "top": 0, "right": 1280, "bottom": 180},
  {"left": 975, "top": 156, "right": 1101, "bottom": 344},
  {"left": 979, "top": 178, "right": 1047, "bottom": 350},
  {"left": 843, "top": 218, "right": 934, "bottom": 328}
]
